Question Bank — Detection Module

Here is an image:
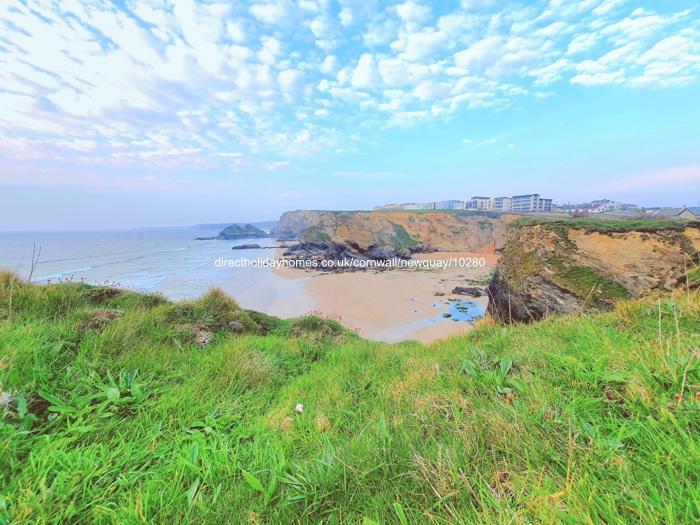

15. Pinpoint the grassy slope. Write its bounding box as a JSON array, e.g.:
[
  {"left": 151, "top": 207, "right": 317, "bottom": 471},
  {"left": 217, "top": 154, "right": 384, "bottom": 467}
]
[
  {"left": 1, "top": 272, "right": 699, "bottom": 524},
  {"left": 511, "top": 217, "right": 700, "bottom": 234}
]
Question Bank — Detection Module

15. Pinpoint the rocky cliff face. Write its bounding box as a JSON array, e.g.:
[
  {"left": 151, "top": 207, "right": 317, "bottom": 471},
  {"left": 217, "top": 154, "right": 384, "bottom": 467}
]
[
  {"left": 283, "top": 211, "right": 517, "bottom": 261},
  {"left": 488, "top": 220, "right": 700, "bottom": 323},
  {"left": 270, "top": 211, "right": 323, "bottom": 240}
]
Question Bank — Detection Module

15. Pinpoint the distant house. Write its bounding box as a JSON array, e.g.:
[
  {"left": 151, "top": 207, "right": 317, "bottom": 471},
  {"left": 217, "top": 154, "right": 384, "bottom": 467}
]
[
  {"left": 399, "top": 203, "right": 420, "bottom": 210},
  {"left": 618, "top": 203, "right": 639, "bottom": 211},
  {"left": 561, "top": 199, "right": 621, "bottom": 214},
  {"left": 678, "top": 207, "right": 699, "bottom": 220},
  {"left": 646, "top": 206, "right": 700, "bottom": 220},
  {"left": 589, "top": 199, "right": 621, "bottom": 212}
]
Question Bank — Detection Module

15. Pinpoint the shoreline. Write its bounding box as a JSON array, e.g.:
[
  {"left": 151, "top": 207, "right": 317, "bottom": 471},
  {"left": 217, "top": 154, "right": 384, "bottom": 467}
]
[{"left": 271, "top": 252, "right": 498, "bottom": 344}]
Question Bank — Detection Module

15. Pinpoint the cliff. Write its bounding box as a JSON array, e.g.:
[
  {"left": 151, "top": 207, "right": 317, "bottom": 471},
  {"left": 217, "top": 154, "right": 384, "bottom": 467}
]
[
  {"left": 283, "top": 210, "right": 517, "bottom": 261},
  {"left": 270, "top": 210, "right": 323, "bottom": 240},
  {"left": 488, "top": 219, "right": 700, "bottom": 323}
]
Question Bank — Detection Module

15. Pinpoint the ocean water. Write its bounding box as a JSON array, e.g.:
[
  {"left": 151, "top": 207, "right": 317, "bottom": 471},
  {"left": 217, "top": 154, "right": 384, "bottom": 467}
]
[{"left": 0, "top": 229, "right": 289, "bottom": 303}]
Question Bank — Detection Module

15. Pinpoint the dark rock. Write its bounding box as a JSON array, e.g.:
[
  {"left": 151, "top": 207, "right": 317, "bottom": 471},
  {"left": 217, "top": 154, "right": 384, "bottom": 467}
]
[
  {"left": 487, "top": 268, "right": 583, "bottom": 324},
  {"left": 195, "top": 330, "right": 212, "bottom": 347},
  {"left": 232, "top": 244, "right": 262, "bottom": 250},
  {"left": 452, "top": 286, "right": 486, "bottom": 297},
  {"left": 228, "top": 320, "right": 245, "bottom": 332},
  {"left": 195, "top": 237, "right": 216, "bottom": 240}
]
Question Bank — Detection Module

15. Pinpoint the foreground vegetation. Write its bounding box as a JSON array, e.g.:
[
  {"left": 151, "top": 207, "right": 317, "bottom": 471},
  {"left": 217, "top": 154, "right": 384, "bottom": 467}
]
[
  {"left": 1, "top": 271, "right": 699, "bottom": 524},
  {"left": 511, "top": 216, "right": 699, "bottom": 234}
]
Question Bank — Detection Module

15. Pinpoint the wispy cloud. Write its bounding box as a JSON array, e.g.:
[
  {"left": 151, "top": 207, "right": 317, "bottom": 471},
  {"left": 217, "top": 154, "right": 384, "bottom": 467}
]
[
  {"left": 595, "top": 164, "right": 700, "bottom": 191},
  {"left": 0, "top": 0, "right": 698, "bottom": 174}
]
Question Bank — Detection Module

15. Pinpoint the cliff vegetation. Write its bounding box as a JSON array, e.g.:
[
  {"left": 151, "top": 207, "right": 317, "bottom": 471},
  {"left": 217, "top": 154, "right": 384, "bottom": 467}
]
[
  {"left": 1, "top": 271, "right": 699, "bottom": 524},
  {"left": 489, "top": 219, "right": 700, "bottom": 323}
]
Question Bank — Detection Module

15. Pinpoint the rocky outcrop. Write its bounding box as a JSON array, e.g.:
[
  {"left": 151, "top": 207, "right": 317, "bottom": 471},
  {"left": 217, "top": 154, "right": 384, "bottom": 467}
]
[
  {"left": 488, "top": 220, "right": 700, "bottom": 323},
  {"left": 195, "top": 224, "right": 268, "bottom": 240},
  {"left": 218, "top": 224, "right": 268, "bottom": 240},
  {"left": 232, "top": 244, "right": 263, "bottom": 250},
  {"left": 452, "top": 286, "right": 487, "bottom": 297},
  {"left": 282, "top": 211, "right": 516, "bottom": 263},
  {"left": 270, "top": 211, "right": 323, "bottom": 240}
]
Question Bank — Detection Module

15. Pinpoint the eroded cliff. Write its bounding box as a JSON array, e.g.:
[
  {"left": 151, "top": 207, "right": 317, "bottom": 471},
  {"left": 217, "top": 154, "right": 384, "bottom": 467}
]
[
  {"left": 488, "top": 219, "right": 700, "bottom": 323},
  {"left": 270, "top": 210, "right": 323, "bottom": 240},
  {"left": 283, "top": 211, "right": 517, "bottom": 261}
]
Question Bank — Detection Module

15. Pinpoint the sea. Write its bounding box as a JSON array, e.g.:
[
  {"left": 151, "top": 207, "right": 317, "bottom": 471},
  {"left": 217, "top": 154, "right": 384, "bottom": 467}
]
[
  {"left": 0, "top": 228, "right": 486, "bottom": 341},
  {"left": 0, "top": 228, "right": 303, "bottom": 308}
]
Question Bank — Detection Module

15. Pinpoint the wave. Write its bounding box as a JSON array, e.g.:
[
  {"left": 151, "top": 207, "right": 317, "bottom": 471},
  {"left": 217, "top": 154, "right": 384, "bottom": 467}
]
[{"left": 38, "top": 267, "right": 94, "bottom": 281}]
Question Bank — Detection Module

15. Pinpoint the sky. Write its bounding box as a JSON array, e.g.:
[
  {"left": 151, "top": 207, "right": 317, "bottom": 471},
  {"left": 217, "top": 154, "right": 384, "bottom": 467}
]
[{"left": 1, "top": 0, "right": 700, "bottom": 230}]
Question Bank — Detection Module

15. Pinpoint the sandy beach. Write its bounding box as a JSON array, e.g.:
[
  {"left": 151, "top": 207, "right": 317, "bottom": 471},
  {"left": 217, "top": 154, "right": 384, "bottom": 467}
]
[{"left": 269, "top": 252, "right": 499, "bottom": 344}]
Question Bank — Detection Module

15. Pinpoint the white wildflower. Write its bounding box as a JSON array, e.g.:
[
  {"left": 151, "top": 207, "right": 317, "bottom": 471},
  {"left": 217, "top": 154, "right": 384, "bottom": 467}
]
[
  {"left": 295, "top": 403, "right": 304, "bottom": 414},
  {"left": 0, "top": 391, "right": 11, "bottom": 408}
]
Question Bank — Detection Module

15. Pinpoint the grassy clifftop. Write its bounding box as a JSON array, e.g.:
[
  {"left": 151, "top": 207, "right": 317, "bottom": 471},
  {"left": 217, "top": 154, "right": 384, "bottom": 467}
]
[{"left": 1, "top": 271, "right": 700, "bottom": 524}]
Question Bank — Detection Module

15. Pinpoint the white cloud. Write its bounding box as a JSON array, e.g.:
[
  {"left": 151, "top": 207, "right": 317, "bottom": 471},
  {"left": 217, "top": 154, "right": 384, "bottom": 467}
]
[
  {"left": 602, "top": 14, "right": 671, "bottom": 44},
  {"left": 299, "top": 1, "right": 319, "bottom": 13},
  {"left": 395, "top": 2, "right": 431, "bottom": 31},
  {"left": 321, "top": 55, "right": 338, "bottom": 74},
  {"left": 226, "top": 21, "right": 246, "bottom": 43},
  {"left": 593, "top": 0, "right": 628, "bottom": 16},
  {"left": 413, "top": 80, "right": 451, "bottom": 102},
  {"left": 351, "top": 54, "right": 381, "bottom": 89},
  {"left": 278, "top": 69, "right": 305, "bottom": 101},
  {"left": 266, "top": 161, "right": 291, "bottom": 170},
  {"left": 363, "top": 16, "right": 399, "bottom": 47},
  {"left": 639, "top": 36, "right": 699, "bottom": 64},
  {"left": 531, "top": 59, "right": 571, "bottom": 85},
  {"left": 250, "top": 0, "right": 295, "bottom": 25},
  {"left": 454, "top": 36, "right": 503, "bottom": 73},
  {"left": 570, "top": 70, "right": 625, "bottom": 86},
  {"left": 391, "top": 29, "right": 449, "bottom": 61},
  {"left": 339, "top": 8, "right": 354, "bottom": 26},
  {"left": 0, "top": 0, "right": 698, "bottom": 162},
  {"left": 597, "top": 164, "right": 700, "bottom": 191},
  {"left": 566, "top": 33, "right": 598, "bottom": 55},
  {"left": 460, "top": 0, "right": 497, "bottom": 11}
]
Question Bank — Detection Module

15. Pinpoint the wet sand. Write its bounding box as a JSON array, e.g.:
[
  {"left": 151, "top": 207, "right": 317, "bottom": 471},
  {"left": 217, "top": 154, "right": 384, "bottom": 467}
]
[
  {"left": 271, "top": 253, "right": 498, "bottom": 344},
  {"left": 230, "top": 265, "right": 315, "bottom": 318}
]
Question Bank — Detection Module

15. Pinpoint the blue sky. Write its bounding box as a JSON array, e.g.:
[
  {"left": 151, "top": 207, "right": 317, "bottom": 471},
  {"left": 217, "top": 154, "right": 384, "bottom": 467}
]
[{"left": 1, "top": 0, "right": 699, "bottom": 230}]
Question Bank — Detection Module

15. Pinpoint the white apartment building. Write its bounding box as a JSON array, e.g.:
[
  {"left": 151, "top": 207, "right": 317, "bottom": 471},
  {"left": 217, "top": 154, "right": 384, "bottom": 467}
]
[
  {"left": 494, "top": 197, "right": 513, "bottom": 212},
  {"left": 471, "top": 196, "right": 495, "bottom": 211},
  {"left": 512, "top": 194, "right": 553, "bottom": 212}
]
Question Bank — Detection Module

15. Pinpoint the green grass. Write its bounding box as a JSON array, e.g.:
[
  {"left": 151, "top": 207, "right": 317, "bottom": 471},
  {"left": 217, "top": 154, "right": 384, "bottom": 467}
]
[
  {"left": 2, "top": 270, "right": 700, "bottom": 524},
  {"left": 512, "top": 217, "right": 699, "bottom": 235},
  {"left": 387, "top": 222, "right": 418, "bottom": 250},
  {"left": 499, "top": 241, "right": 546, "bottom": 292},
  {"left": 545, "top": 256, "right": 631, "bottom": 304}
]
